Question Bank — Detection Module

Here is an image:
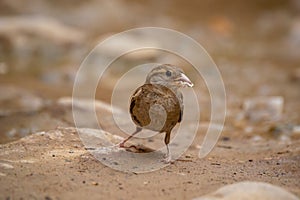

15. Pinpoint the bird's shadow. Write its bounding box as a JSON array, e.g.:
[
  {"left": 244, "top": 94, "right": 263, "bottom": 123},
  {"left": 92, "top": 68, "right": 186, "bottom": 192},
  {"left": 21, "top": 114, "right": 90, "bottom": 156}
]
[{"left": 78, "top": 128, "right": 171, "bottom": 173}]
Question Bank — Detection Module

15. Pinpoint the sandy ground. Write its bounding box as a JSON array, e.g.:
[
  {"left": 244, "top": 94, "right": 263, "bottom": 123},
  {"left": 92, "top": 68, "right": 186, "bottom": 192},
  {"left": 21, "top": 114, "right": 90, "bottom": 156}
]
[
  {"left": 0, "top": 126, "right": 299, "bottom": 200},
  {"left": 1, "top": 0, "right": 300, "bottom": 199}
]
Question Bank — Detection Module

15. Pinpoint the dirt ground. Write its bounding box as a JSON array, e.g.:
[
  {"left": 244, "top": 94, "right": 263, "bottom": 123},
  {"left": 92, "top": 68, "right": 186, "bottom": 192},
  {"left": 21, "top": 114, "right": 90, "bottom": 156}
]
[
  {"left": 0, "top": 126, "right": 299, "bottom": 199},
  {"left": 0, "top": 0, "right": 300, "bottom": 199}
]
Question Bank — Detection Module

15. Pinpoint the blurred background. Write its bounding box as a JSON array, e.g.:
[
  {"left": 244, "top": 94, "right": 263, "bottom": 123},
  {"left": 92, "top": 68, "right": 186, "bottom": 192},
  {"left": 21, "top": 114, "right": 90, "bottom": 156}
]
[{"left": 0, "top": 0, "right": 300, "bottom": 144}]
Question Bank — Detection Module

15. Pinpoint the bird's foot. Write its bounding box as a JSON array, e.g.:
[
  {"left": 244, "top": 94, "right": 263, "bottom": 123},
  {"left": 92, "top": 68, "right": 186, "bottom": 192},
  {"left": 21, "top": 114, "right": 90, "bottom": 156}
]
[
  {"left": 116, "top": 142, "right": 141, "bottom": 152},
  {"left": 117, "top": 140, "right": 132, "bottom": 149},
  {"left": 118, "top": 142, "right": 126, "bottom": 148},
  {"left": 162, "top": 153, "right": 173, "bottom": 164}
]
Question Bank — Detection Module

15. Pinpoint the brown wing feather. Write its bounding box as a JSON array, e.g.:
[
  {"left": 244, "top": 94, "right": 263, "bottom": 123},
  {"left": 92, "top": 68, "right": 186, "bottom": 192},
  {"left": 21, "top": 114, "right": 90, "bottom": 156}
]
[{"left": 177, "top": 92, "right": 183, "bottom": 123}]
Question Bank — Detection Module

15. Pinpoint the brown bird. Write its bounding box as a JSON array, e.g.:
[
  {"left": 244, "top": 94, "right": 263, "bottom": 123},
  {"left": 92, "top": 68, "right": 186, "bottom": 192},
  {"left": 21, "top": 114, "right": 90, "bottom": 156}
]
[{"left": 119, "top": 64, "right": 193, "bottom": 162}]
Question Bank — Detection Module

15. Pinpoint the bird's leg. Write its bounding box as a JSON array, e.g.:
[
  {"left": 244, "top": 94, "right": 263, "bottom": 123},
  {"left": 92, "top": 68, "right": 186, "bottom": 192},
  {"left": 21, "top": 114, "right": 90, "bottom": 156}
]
[
  {"left": 163, "top": 131, "right": 172, "bottom": 163},
  {"left": 119, "top": 127, "right": 142, "bottom": 148}
]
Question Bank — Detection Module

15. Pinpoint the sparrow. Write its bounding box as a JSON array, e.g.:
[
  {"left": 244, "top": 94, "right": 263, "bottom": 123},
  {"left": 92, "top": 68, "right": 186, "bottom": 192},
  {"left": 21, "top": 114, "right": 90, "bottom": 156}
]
[{"left": 119, "top": 64, "right": 193, "bottom": 162}]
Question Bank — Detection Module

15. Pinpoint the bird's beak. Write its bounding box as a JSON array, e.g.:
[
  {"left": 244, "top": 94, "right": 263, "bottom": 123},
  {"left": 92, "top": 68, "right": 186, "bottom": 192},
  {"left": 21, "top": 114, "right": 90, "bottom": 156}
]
[{"left": 177, "top": 73, "right": 194, "bottom": 87}]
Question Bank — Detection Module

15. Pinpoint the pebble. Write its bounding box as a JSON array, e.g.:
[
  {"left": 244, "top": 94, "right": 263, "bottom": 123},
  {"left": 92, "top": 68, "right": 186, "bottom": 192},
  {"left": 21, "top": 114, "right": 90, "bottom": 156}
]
[
  {"left": 0, "top": 85, "right": 44, "bottom": 116},
  {"left": 243, "top": 96, "right": 284, "bottom": 122},
  {"left": 293, "top": 125, "right": 300, "bottom": 134},
  {"left": 221, "top": 136, "right": 230, "bottom": 141},
  {"left": 291, "top": 68, "right": 300, "bottom": 81},
  {"left": 0, "top": 163, "right": 14, "bottom": 169},
  {"left": 0, "top": 62, "right": 8, "bottom": 74},
  {"left": 0, "top": 172, "right": 6, "bottom": 176},
  {"left": 91, "top": 181, "right": 99, "bottom": 186},
  {"left": 251, "top": 135, "right": 263, "bottom": 142},
  {"left": 0, "top": 16, "right": 86, "bottom": 70}
]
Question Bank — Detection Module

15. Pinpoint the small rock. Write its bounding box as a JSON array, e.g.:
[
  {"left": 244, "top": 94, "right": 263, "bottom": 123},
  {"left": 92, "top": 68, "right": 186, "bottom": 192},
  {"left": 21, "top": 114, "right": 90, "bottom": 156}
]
[
  {"left": 0, "top": 163, "right": 14, "bottom": 169},
  {"left": 113, "top": 162, "right": 119, "bottom": 165},
  {"left": 293, "top": 125, "right": 300, "bottom": 134},
  {"left": 185, "top": 154, "right": 193, "bottom": 158},
  {"left": 0, "top": 172, "right": 6, "bottom": 176},
  {"left": 244, "top": 126, "right": 254, "bottom": 133},
  {"left": 243, "top": 96, "right": 284, "bottom": 122},
  {"left": 290, "top": 68, "right": 300, "bottom": 81},
  {"left": 45, "top": 196, "right": 52, "bottom": 200},
  {"left": 268, "top": 124, "right": 295, "bottom": 141},
  {"left": 95, "top": 32, "right": 159, "bottom": 61},
  {"left": 0, "top": 16, "right": 86, "bottom": 70},
  {"left": 0, "top": 85, "right": 44, "bottom": 116},
  {"left": 192, "top": 181, "right": 299, "bottom": 200},
  {"left": 251, "top": 135, "right": 263, "bottom": 142},
  {"left": 0, "top": 62, "right": 8, "bottom": 74},
  {"left": 221, "top": 136, "right": 230, "bottom": 141},
  {"left": 91, "top": 181, "right": 99, "bottom": 186},
  {"left": 278, "top": 135, "right": 291, "bottom": 143}
]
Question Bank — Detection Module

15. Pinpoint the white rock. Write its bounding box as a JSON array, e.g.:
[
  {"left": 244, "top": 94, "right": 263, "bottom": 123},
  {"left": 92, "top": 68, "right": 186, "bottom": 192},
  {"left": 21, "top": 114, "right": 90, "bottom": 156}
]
[
  {"left": 193, "top": 181, "right": 299, "bottom": 200},
  {"left": 0, "top": 172, "right": 6, "bottom": 176},
  {"left": 0, "top": 16, "right": 85, "bottom": 45},
  {"left": 0, "top": 85, "right": 44, "bottom": 116},
  {"left": 57, "top": 97, "right": 124, "bottom": 114},
  {"left": 293, "top": 125, "right": 300, "bottom": 134},
  {"left": 0, "top": 162, "right": 14, "bottom": 169},
  {"left": 243, "top": 96, "right": 284, "bottom": 122},
  {"left": 0, "top": 16, "right": 86, "bottom": 70},
  {"left": 95, "top": 32, "right": 159, "bottom": 60}
]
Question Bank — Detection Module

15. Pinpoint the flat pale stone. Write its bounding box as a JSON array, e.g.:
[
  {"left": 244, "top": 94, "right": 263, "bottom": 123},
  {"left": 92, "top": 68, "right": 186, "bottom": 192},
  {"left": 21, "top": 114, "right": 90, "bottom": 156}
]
[
  {"left": 193, "top": 181, "right": 299, "bottom": 200},
  {"left": 0, "top": 163, "right": 14, "bottom": 169}
]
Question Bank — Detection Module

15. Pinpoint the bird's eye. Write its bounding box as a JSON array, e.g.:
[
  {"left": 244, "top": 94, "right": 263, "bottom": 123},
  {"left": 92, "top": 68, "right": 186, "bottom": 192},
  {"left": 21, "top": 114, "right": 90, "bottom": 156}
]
[{"left": 166, "top": 70, "right": 172, "bottom": 77}]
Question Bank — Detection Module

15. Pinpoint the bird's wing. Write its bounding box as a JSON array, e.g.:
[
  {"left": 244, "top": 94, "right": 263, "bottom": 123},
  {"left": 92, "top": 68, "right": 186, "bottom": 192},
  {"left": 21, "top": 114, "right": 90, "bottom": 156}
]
[
  {"left": 130, "top": 85, "right": 158, "bottom": 127},
  {"left": 129, "top": 87, "right": 144, "bottom": 127},
  {"left": 177, "top": 92, "right": 183, "bottom": 123},
  {"left": 130, "top": 84, "right": 182, "bottom": 131}
]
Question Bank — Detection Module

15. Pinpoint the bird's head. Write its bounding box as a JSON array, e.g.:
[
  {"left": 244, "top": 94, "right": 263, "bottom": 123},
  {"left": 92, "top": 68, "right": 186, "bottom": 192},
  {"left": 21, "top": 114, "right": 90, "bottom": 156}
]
[{"left": 145, "top": 64, "right": 193, "bottom": 89}]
